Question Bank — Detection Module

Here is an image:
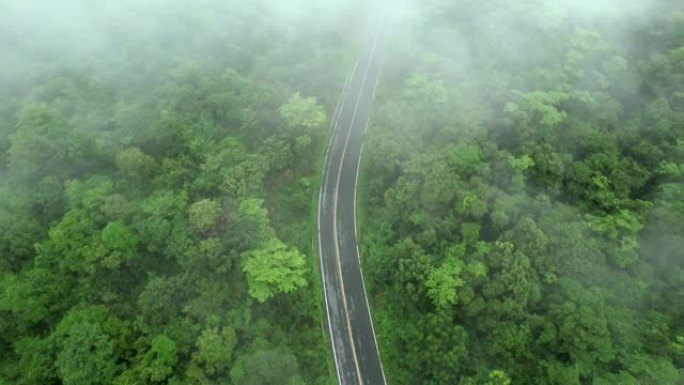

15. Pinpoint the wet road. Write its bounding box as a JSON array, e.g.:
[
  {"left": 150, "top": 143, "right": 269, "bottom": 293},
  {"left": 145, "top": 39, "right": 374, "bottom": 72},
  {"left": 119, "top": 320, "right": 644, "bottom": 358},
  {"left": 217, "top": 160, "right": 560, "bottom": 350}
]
[{"left": 317, "top": 7, "right": 388, "bottom": 385}]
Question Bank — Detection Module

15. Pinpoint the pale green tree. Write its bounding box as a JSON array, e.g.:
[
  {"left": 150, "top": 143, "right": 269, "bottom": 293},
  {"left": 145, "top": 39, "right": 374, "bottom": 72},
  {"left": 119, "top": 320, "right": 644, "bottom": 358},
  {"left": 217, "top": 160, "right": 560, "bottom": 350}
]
[
  {"left": 187, "top": 199, "right": 221, "bottom": 233},
  {"left": 279, "top": 92, "right": 326, "bottom": 131},
  {"left": 192, "top": 327, "right": 237, "bottom": 376},
  {"left": 242, "top": 238, "right": 307, "bottom": 302},
  {"left": 115, "top": 147, "right": 156, "bottom": 181}
]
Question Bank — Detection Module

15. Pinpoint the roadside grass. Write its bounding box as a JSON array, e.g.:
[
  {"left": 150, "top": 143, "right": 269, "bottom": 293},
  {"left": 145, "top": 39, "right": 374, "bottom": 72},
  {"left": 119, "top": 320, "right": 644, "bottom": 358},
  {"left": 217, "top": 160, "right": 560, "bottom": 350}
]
[
  {"left": 265, "top": 163, "right": 335, "bottom": 384},
  {"left": 266, "top": 28, "right": 368, "bottom": 384},
  {"left": 266, "top": 110, "right": 347, "bottom": 385}
]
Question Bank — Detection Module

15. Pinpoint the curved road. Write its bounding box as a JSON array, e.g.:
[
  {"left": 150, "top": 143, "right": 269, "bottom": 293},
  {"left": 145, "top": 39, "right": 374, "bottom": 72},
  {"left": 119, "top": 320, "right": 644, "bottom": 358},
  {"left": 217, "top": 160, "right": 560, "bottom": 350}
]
[{"left": 317, "top": 6, "right": 388, "bottom": 385}]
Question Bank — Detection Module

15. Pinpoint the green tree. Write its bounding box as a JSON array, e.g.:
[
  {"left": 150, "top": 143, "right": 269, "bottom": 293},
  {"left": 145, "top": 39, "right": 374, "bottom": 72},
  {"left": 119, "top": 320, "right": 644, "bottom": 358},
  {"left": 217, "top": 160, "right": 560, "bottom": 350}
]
[
  {"left": 425, "top": 244, "right": 466, "bottom": 308},
  {"left": 8, "top": 103, "right": 72, "bottom": 185},
  {"left": 233, "top": 348, "right": 302, "bottom": 385},
  {"left": 137, "top": 275, "right": 187, "bottom": 327},
  {"left": 12, "top": 335, "right": 58, "bottom": 385},
  {"left": 56, "top": 321, "right": 116, "bottom": 385},
  {"left": 242, "top": 238, "right": 307, "bottom": 302},
  {"left": 192, "top": 327, "right": 237, "bottom": 376},
  {"left": 187, "top": 199, "right": 221, "bottom": 234},
  {"left": 144, "top": 335, "right": 178, "bottom": 382},
  {"left": 279, "top": 92, "right": 326, "bottom": 131},
  {"left": 100, "top": 220, "right": 139, "bottom": 269},
  {"left": 0, "top": 268, "right": 72, "bottom": 331},
  {"left": 115, "top": 147, "right": 156, "bottom": 182},
  {"left": 232, "top": 198, "right": 273, "bottom": 250}
]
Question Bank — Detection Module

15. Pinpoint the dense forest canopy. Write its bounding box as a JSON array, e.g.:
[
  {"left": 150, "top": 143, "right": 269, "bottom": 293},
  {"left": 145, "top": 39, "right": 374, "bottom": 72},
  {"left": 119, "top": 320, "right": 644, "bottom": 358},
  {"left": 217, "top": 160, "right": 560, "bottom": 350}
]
[
  {"left": 2, "top": 0, "right": 684, "bottom": 384},
  {"left": 362, "top": 0, "right": 684, "bottom": 384},
  {"left": 0, "top": 0, "right": 366, "bottom": 384}
]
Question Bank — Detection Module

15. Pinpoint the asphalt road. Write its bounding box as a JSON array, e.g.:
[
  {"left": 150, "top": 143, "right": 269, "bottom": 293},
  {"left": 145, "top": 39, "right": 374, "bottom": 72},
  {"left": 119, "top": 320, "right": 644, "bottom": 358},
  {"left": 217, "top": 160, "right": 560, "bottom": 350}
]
[{"left": 317, "top": 8, "right": 388, "bottom": 385}]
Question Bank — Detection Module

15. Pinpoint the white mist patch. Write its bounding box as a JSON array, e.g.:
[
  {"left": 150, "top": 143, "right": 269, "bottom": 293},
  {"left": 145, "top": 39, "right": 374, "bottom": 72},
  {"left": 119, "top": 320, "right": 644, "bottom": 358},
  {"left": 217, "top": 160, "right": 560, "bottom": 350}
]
[
  {"left": 264, "top": 0, "right": 361, "bottom": 28},
  {"left": 558, "top": 0, "right": 655, "bottom": 19},
  {"left": 3, "top": 1, "right": 104, "bottom": 54}
]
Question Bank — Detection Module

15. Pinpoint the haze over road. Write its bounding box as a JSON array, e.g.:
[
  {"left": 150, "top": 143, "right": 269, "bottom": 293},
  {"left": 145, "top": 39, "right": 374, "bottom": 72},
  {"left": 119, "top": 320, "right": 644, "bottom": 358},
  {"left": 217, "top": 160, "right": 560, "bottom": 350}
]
[{"left": 317, "top": 6, "right": 388, "bottom": 385}]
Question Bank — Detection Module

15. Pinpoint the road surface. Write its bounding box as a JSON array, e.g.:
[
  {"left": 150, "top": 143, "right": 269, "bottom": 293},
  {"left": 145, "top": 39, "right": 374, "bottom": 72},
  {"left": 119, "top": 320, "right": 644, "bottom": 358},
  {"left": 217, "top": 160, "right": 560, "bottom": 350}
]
[{"left": 317, "top": 7, "right": 388, "bottom": 385}]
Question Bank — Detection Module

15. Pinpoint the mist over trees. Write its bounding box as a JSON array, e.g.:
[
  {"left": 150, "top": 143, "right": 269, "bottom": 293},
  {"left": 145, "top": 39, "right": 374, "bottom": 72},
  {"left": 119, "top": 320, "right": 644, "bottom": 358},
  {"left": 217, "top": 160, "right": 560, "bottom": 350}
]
[
  {"left": 0, "top": 0, "right": 366, "bottom": 384},
  {"left": 361, "top": 0, "right": 684, "bottom": 384},
  {"left": 1, "top": 0, "right": 684, "bottom": 384}
]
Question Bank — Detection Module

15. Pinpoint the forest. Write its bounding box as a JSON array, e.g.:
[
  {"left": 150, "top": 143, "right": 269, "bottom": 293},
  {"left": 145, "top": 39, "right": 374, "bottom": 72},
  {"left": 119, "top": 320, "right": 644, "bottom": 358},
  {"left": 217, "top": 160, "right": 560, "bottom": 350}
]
[
  {"left": 0, "top": 0, "right": 364, "bottom": 384},
  {"left": 361, "top": 0, "right": 684, "bottom": 384},
  {"left": 1, "top": 0, "right": 684, "bottom": 384}
]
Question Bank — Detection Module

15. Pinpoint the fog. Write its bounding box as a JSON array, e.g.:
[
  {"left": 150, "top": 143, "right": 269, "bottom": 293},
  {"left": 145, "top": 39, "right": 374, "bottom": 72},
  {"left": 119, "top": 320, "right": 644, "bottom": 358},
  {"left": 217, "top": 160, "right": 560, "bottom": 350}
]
[
  {"left": 386, "top": 0, "right": 660, "bottom": 76},
  {"left": 363, "top": 2, "right": 683, "bottom": 383},
  {"left": 1, "top": 0, "right": 363, "bottom": 50},
  {"left": 1, "top": 0, "right": 377, "bottom": 115},
  {"left": 2, "top": 0, "right": 660, "bottom": 100},
  {"left": 0, "top": 0, "right": 683, "bottom": 384},
  {"left": 372, "top": 0, "right": 684, "bottom": 324},
  {"left": 1, "top": 2, "right": 381, "bottom": 384}
]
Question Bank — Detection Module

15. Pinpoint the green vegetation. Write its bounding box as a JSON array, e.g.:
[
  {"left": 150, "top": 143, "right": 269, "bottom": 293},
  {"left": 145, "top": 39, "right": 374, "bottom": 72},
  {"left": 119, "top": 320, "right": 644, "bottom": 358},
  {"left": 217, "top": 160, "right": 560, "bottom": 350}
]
[
  {"left": 3, "top": 0, "right": 684, "bottom": 383},
  {"left": 362, "top": 0, "right": 684, "bottom": 384},
  {"left": 0, "top": 0, "right": 365, "bottom": 384}
]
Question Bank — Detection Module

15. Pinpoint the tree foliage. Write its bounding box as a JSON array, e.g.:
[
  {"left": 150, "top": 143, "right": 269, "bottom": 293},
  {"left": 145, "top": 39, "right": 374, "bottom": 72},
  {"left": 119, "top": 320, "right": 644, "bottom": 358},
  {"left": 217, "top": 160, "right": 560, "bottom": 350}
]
[
  {"left": 361, "top": 0, "right": 684, "bottom": 383},
  {"left": 0, "top": 0, "right": 355, "bottom": 383},
  {"left": 242, "top": 238, "right": 308, "bottom": 303},
  {"left": 279, "top": 92, "right": 327, "bottom": 131}
]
